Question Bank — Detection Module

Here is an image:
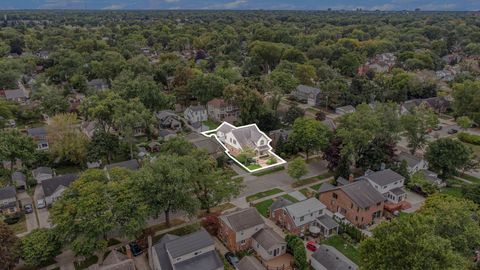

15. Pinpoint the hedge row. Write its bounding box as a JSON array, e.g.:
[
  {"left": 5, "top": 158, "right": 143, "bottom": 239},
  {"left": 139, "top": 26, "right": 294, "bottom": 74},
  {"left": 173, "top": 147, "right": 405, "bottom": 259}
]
[{"left": 458, "top": 132, "right": 480, "bottom": 145}]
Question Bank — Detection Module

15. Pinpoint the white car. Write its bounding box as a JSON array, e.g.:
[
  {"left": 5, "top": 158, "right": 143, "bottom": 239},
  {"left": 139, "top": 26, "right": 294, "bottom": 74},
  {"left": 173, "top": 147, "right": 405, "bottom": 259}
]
[{"left": 37, "top": 199, "right": 46, "bottom": 209}]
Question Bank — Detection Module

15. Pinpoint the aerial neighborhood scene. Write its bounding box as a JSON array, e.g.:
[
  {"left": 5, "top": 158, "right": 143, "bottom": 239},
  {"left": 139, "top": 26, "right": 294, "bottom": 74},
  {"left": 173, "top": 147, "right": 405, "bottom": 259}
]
[{"left": 1, "top": 1, "right": 480, "bottom": 270}]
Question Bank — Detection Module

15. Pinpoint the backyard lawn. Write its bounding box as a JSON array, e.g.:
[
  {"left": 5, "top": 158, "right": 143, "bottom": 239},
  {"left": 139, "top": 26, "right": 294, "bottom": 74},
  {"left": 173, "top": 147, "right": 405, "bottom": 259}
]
[
  {"left": 246, "top": 188, "right": 283, "bottom": 202},
  {"left": 254, "top": 199, "right": 274, "bottom": 217},
  {"left": 322, "top": 235, "right": 361, "bottom": 264}
]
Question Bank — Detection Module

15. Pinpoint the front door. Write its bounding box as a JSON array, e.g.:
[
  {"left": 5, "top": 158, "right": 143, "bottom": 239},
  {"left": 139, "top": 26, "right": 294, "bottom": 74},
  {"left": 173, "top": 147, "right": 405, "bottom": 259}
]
[{"left": 273, "top": 248, "right": 278, "bottom": 256}]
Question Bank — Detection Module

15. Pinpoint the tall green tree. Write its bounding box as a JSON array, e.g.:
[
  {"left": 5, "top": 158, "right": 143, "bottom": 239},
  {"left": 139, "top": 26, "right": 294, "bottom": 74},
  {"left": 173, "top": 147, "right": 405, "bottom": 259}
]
[
  {"left": 0, "top": 221, "right": 20, "bottom": 270},
  {"left": 21, "top": 229, "right": 61, "bottom": 267},
  {"left": 0, "top": 130, "right": 37, "bottom": 176},
  {"left": 289, "top": 118, "right": 331, "bottom": 160},
  {"left": 288, "top": 157, "right": 308, "bottom": 182},
  {"left": 425, "top": 138, "right": 474, "bottom": 178},
  {"left": 401, "top": 105, "right": 438, "bottom": 154}
]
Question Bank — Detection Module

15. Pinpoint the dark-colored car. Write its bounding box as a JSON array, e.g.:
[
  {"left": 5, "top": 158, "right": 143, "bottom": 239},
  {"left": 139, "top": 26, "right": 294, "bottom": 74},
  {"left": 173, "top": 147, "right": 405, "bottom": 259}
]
[
  {"left": 433, "top": 125, "right": 442, "bottom": 131},
  {"left": 24, "top": 204, "right": 33, "bottom": 214},
  {"left": 224, "top": 252, "right": 239, "bottom": 267},
  {"left": 129, "top": 242, "right": 143, "bottom": 257},
  {"left": 448, "top": 128, "right": 458, "bottom": 134}
]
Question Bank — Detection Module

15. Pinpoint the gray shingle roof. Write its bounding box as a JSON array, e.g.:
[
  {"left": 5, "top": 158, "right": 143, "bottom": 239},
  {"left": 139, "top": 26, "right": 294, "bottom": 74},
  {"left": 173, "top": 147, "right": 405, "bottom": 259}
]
[
  {"left": 187, "top": 105, "right": 206, "bottom": 112},
  {"left": 165, "top": 228, "right": 214, "bottom": 258},
  {"left": 397, "top": 152, "right": 421, "bottom": 168},
  {"left": 153, "top": 234, "right": 180, "bottom": 270},
  {"left": 237, "top": 256, "right": 266, "bottom": 270},
  {"left": 192, "top": 137, "right": 224, "bottom": 155},
  {"left": 173, "top": 250, "right": 222, "bottom": 270},
  {"left": 269, "top": 197, "right": 292, "bottom": 213},
  {"left": 340, "top": 180, "right": 385, "bottom": 209},
  {"left": 41, "top": 174, "right": 78, "bottom": 197},
  {"left": 296, "top": 85, "right": 321, "bottom": 95},
  {"left": 252, "top": 228, "right": 285, "bottom": 250},
  {"left": 105, "top": 160, "right": 139, "bottom": 171},
  {"left": 231, "top": 125, "right": 265, "bottom": 148},
  {"left": 284, "top": 198, "right": 326, "bottom": 219},
  {"left": 312, "top": 244, "right": 358, "bottom": 270},
  {"left": 12, "top": 171, "right": 26, "bottom": 183},
  {"left": 27, "top": 127, "right": 47, "bottom": 137},
  {"left": 0, "top": 186, "right": 16, "bottom": 200},
  {"left": 318, "top": 183, "right": 336, "bottom": 193},
  {"left": 4, "top": 89, "right": 27, "bottom": 99},
  {"left": 316, "top": 215, "right": 339, "bottom": 230},
  {"left": 390, "top": 187, "right": 406, "bottom": 196},
  {"left": 362, "top": 169, "right": 405, "bottom": 186},
  {"left": 221, "top": 208, "right": 264, "bottom": 232}
]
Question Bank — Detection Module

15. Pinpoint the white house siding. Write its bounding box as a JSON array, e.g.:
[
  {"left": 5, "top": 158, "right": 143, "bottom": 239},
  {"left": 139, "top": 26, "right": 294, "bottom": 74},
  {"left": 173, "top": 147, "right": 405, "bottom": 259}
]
[
  {"left": 252, "top": 240, "right": 286, "bottom": 261},
  {"left": 235, "top": 224, "right": 264, "bottom": 243},
  {"left": 367, "top": 179, "right": 404, "bottom": 195},
  {"left": 45, "top": 187, "right": 66, "bottom": 205},
  {"left": 225, "top": 132, "right": 242, "bottom": 150}
]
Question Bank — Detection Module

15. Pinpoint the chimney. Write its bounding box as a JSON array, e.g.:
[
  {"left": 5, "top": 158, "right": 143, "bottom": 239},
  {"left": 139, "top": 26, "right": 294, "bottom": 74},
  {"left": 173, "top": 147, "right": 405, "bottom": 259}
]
[
  {"left": 126, "top": 245, "right": 133, "bottom": 259},
  {"left": 348, "top": 174, "right": 354, "bottom": 183}
]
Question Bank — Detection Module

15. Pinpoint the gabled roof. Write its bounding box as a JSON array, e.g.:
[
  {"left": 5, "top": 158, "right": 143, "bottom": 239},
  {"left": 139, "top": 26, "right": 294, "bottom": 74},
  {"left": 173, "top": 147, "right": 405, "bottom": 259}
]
[
  {"left": 269, "top": 197, "right": 292, "bottom": 212},
  {"left": 316, "top": 215, "right": 339, "bottom": 230},
  {"left": 105, "top": 160, "right": 139, "bottom": 171},
  {"left": 12, "top": 171, "right": 26, "bottom": 183},
  {"left": 165, "top": 228, "right": 214, "bottom": 258},
  {"left": 252, "top": 228, "right": 285, "bottom": 250},
  {"left": 237, "top": 256, "right": 266, "bottom": 270},
  {"left": 4, "top": 89, "right": 27, "bottom": 99},
  {"left": 339, "top": 180, "right": 385, "bottom": 209},
  {"left": 153, "top": 234, "right": 180, "bottom": 270},
  {"left": 207, "top": 98, "right": 228, "bottom": 107},
  {"left": 192, "top": 137, "right": 224, "bottom": 155},
  {"left": 284, "top": 198, "right": 326, "bottom": 219},
  {"left": 362, "top": 169, "right": 405, "bottom": 187},
  {"left": 173, "top": 250, "right": 223, "bottom": 270},
  {"left": 312, "top": 244, "right": 358, "bottom": 270},
  {"left": 0, "top": 186, "right": 16, "bottom": 200},
  {"left": 230, "top": 125, "right": 266, "bottom": 148},
  {"left": 296, "top": 85, "right": 321, "bottom": 95},
  {"left": 318, "top": 183, "right": 336, "bottom": 193},
  {"left": 27, "top": 127, "right": 47, "bottom": 137},
  {"left": 156, "top": 110, "right": 177, "bottom": 120},
  {"left": 220, "top": 208, "right": 264, "bottom": 232},
  {"left": 186, "top": 105, "right": 206, "bottom": 112},
  {"left": 41, "top": 174, "right": 78, "bottom": 197},
  {"left": 397, "top": 152, "right": 422, "bottom": 168}
]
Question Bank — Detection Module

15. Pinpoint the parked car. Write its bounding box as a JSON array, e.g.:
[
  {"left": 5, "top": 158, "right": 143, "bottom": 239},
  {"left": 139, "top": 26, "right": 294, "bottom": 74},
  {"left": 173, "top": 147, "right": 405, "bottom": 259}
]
[
  {"left": 433, "top": 125, "right": 442, "bottom": 131},
  {"left": 129, "top": 242, "right": 143, "bottom": 257},
  {"left": 37, "top": 199, "right": 46, "bottom": 209},
  {"left": 224, "top": 252, "right": 239, "bottom": 267},
  {"left": 448, "top": 128, "right": 458, "bottom": 134},
  {"left": 306, "top": 241, "right": 317, "bottom": 252},
  {"left": 24, "top": 203, "right": 33, "bottom": 214}
]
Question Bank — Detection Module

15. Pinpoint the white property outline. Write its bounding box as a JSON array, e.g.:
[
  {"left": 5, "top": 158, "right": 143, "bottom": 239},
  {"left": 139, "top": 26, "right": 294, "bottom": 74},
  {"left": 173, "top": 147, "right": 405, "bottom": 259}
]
[{"left": 201, "top": 122, "right": 287, "bottom": 173}]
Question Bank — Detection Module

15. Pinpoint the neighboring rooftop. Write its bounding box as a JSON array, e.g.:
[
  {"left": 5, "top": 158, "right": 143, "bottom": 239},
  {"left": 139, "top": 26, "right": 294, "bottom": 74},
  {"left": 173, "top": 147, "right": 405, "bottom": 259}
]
[
  {"left": 4, "top": 89, "right": 27, "bottom": 99},
  {"left": 296, "top": 84, "right": 321, "bottom": 95},
  {"left": 339, "top": 180, "right": 386, "bottom": 209},
  {"left": 362, "top": 169, "right": 405, "bottom": 186},
  {"left": 105, "top": 160, "right": 140, "bottom": 171},
  {"left": 32, "top": 167, "right": 53, "bottom": 177},
  {"left": 220, "top": 208, "right": 264, "bottom": 232},
  {"left": 312, "top": 244, "right": 358, "bottom": 270},
  {"left": 269, "top": 197, "right": 293, "bottom": 212},
  {"left": 237, "top": 256, "right": 266, "bottom": 270},
  {"left": 397, "top": 152, "right": 422, "bottom": 167},
  {"left": 252, "top": 227, "right": 285, "bottom": 250},
  {"left": 0, "top": 186, "right": 16, "bottom": 200},
  {"left": 284, "top": 198, "right": 326, "bottom": 219},
  {"left": 27, "top": 127, "right": 47, "bottom": 137},
  {"left": 165, "top": 229, "right": 214, "bottom": 258},
  {"left": 41, "top": 174, "right": 78, "bottom": 197}
]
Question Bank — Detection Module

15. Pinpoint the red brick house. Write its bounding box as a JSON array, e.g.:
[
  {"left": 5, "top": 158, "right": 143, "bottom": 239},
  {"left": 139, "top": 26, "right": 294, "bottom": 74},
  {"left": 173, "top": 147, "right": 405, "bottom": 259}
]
[{"left": 318, "top": 180, "right": 385, "bottom": 227}]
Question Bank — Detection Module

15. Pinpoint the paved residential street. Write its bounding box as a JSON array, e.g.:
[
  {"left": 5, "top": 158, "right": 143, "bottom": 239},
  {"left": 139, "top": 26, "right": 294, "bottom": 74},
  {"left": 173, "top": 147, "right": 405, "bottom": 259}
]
[{"left": 239, "top": 159, "right": 328, "bottom": 197}]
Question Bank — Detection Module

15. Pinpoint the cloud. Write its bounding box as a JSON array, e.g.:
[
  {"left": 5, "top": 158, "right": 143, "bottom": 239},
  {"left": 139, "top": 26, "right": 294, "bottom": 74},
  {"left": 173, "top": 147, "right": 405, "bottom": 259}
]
[
  {"left": 207, "top": 0, "right": 247, "bottom": 9},
  {"left": 102, "top": 4, "right": 126, "bottom": 10},
  {"left": 164, "top": 0, "right": 179, "bottom": 3}
]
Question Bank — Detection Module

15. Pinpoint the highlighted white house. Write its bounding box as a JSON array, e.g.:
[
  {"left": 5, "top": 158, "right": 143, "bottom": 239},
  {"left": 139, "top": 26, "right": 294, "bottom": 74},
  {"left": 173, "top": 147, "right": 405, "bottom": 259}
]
[{"left": 202, "top": 122, "right": 286, "bottom": 172}]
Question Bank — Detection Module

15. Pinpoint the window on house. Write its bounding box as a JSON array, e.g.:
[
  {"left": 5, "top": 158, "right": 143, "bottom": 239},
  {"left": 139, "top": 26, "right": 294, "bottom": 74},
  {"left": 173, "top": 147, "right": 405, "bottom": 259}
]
[
  {"left": 377, "top": 202, "right": 381, "bottom": 206},
  {"left": 333, "top": 193, "right": 338, "bottom": 199},
  {"left": 350, "top": 203, "right": 353, "bottom": 208},
  {"left": 357, "top": 207, "right": 359, "bottom": 212},
  {"left": 383, "top": 186, "right": 387, "bottom": 189},
  {"left": 300, "top": 216, "right": 304, "bottom": 222},
  {"left": 365, "top": 207, "right": 370, "bottom": 211},
  {"left": 355, "top": 216, "right": 358, "bottom": 221},
  {"left": 241, "top": 240, "right": 246, "bottom": 244}
]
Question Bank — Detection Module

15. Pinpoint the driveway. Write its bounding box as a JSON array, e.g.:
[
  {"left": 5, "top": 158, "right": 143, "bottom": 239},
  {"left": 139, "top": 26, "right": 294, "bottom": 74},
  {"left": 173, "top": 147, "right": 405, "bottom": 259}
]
[
  {"left": 403, "top": 190, "right": 426, "bottom": 213},
  {"left": 34, "top": 185, "right": 51, "bottom": 228},
  {"left": 17, "top": 191, "right": 38, "bottom": 232},
  {"left": 133, "top": 253, "right": 151, "bottom": 270}
]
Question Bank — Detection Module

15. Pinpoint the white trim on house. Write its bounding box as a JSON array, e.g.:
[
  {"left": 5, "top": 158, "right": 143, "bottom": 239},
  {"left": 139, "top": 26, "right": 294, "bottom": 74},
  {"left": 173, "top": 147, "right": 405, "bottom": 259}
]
[{"left": 201, "top": 122, "right": 287, "bottom": 173}]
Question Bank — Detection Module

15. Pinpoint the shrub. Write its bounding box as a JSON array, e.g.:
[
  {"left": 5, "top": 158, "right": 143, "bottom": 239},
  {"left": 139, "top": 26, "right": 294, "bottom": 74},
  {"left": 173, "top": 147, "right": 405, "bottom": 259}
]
[
  {"left": 285, "top": 234, "right": 308, "bottom": 270},
  {"left": 458, "top": 132, "right": 480, "bottom": 145},
  {"left": 340, "top": 223, "right": 366, "bottom": 243}
]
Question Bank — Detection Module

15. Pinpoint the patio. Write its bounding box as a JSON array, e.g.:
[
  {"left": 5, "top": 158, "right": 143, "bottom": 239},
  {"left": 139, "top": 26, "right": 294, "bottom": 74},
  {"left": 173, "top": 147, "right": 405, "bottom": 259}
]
[{"left": 264, "top": 253, "right": 293, "bottom": 270}]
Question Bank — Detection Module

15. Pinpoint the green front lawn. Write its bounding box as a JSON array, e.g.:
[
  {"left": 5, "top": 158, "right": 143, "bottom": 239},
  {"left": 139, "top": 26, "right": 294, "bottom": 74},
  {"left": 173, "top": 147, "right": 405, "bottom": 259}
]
[
  {"left": 203, "top": 119, "right": 220, "bottom": 130},
  {"left": 252, "top": 166, "right": 285, "bottom": 176},
  {"left": 246, "top": 188, "right": 283, "bottom": 202},
  {"left": 311, "top": 183, "right": 323, "bottom": 191},
  {"left": 254, "top": 199, "right": 274, "bottom": 217},
  {"left": 458, "top": 173, "right": 480, "bottom": 184},
  {"left": 281, "top": 194, "right": 299, "bottom": 203},
  {"left": 440, "top": 187, "right": 464, "bottom": 198},
  {"left": 247, "top": 164, "right": 262, "bottom": 170},
  {"left": 322, "top": 235, "right": 361, "bottom": 264}
]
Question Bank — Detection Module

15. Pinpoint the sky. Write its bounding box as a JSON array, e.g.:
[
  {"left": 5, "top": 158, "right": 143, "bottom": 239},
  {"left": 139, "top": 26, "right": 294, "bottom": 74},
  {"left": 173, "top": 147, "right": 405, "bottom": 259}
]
[{"left": 0, "top": 0, "right": 479, "bottom": 11}]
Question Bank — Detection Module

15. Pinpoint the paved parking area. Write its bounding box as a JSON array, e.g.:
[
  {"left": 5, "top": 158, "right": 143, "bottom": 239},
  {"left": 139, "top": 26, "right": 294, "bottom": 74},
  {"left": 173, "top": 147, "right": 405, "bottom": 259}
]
[
  {"left": 403, "top": 190, "right": 426, "bottom": 213},
  {"left": 17, "top": 191, "right": 38, "bottom": 232},
  {"left": 34, "top": 185, "right": 51, "bottom": 228}
]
